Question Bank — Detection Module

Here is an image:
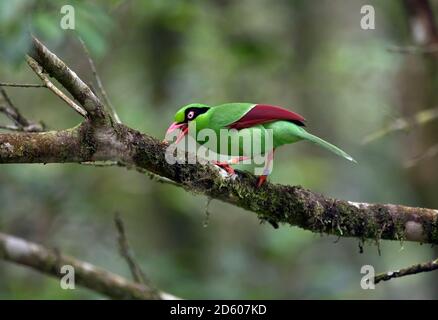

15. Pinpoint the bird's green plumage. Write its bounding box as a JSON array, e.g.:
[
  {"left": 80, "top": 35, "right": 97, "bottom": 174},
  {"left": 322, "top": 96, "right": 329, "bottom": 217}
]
[
  {"left": 175, "top": 103, "right": 254, "bottom": 129},
  {"left": 172, "top": 102, "right": 356, "bottom": 163}
]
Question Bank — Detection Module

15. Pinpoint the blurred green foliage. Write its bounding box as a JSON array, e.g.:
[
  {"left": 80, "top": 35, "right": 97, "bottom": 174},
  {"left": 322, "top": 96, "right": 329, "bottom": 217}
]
[
  {"left": 1, "top": 0, "right": 438, "bottom": 299},
  {"left": 0, "top": 0, "right": 114, "bottom": 64}
]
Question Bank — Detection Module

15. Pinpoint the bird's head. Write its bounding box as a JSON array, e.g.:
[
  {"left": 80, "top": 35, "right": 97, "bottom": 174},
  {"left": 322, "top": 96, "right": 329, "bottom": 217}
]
[{"left": 166, "top": 103, "right": 210, "bottom": 143}]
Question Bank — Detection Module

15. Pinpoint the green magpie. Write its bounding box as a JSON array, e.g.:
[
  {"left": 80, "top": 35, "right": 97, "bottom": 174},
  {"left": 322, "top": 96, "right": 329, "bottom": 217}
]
[{"left": 166, "top": 103, "right": 356, "bottom": 186}]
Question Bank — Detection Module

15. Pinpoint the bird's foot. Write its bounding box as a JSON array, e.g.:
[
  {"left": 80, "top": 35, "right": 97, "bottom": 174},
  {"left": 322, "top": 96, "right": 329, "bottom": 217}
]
[
  {"left": 213, "top": 161, "right": 238, "bottom": 180},
  {"left": 213, "top": 161, "right": 235, "bottom": 175},
  {"left": 257, "top": 175, "right": 268, "bottom": 187}
]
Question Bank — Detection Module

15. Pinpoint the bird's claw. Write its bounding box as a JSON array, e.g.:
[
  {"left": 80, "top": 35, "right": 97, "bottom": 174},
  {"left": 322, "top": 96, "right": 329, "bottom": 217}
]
[
  {"left": 213, "top": 161, "right": 235, "bottom": 174},
  {"left": 213, "top": 161, "right": 237, "bottom": 180}
]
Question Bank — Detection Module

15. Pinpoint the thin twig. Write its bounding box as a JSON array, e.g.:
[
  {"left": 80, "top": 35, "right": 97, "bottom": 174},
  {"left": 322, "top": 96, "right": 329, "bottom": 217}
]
[
  {"left": 1, "top": 88, "right": 28, "bottom": 128},
  {"left": 0, "top": 89, "right": 44, "bottom": 132},
  {"left": 114, "top": 214, "right": 161, "bottom": 299},
  {"left": 0, "top": 82, "right": 46, "bottom": 88},
  {"left": 114, "top": 214, "right": 147, "bottom": 284},
  {"left": 0, "top": 231, "right": 177, "bottom": 299},
  {"left": 375, "top": 258, "right": 438, "bottom": 284},
  {"left": 30, "top": 36, "right": 107, "bottom": 121},
  {"left": 25, "top": 55, "right": 88, "bottom": 118},
  {"left": 387, "top": 44, "right": 438, "bottom": 54},
  {"left": 362, "top": 106, "right": 438, "bottom": 144},
  {"left": 0, "top": 124, "right": 20, "bottom": 131},
  {"left": 404, "top": 143, "right": 438, "bottom": 168},
  {"left": 0, "top": 122, "right": 45, "bottom": 132},
  {"left": 78, "top": 37, "right": 121, "bottom": 123}
]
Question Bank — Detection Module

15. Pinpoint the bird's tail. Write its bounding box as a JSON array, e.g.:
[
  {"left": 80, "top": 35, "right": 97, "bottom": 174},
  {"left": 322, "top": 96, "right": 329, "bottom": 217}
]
[{"left": 300, "top": 131, "right": 356, "bottom": 163}]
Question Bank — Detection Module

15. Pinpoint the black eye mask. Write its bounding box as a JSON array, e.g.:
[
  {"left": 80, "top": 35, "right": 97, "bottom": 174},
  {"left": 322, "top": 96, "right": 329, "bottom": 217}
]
[{"left": 184, "top": 107, "right": 210, "bottom": 122}]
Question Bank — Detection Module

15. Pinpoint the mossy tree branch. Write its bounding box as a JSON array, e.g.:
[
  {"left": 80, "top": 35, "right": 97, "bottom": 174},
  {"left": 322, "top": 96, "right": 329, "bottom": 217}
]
[
  {"left": 1, "top": 37, "right": 438, "bottom": 291},
  {"left": 0, "top": 37, "right": 437, "bottom": 246},
  {"left": 375, "top": 257, "right": 438, "bottom": 284}
]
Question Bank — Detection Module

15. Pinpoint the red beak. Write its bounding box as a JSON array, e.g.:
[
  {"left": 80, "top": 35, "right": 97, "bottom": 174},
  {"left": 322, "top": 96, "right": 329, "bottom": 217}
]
[{"left": 166, "top": 122, "right": 188, "bottom": 144}]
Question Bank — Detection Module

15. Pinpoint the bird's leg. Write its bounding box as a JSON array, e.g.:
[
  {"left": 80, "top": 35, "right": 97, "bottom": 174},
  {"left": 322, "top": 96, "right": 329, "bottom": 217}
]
[
  {"left": 212, "top": 156, "right": 250, "bottom": 177},
  {"left": 257, "top": 149, "right": 275, "bottom": 187},
  {"left": 228, "top": 156, "right": 250, "bottom": 164},
  {"left": 212, "top": 161, "right": 235, "bottom": 175}
]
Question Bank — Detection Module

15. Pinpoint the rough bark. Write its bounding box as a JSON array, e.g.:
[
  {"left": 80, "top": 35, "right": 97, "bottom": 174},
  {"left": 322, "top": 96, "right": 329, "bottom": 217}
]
[{"left": 0, "top": 37, "right": 437, "bottom": 246}]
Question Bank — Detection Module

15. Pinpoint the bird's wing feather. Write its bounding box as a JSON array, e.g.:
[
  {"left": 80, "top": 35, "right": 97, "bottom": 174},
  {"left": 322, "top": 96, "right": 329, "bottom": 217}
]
[
  {"left": 207, "top": 103, "right": 255, "bottom": 129},
  {"left": 227, "top": 104, "right": 305, "bottom": 129}
]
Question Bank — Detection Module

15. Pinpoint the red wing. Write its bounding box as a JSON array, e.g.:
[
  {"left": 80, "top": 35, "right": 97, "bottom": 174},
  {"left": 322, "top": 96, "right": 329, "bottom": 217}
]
[{"left": 228, "top": 104, "right": 306, "bottom": 130}]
